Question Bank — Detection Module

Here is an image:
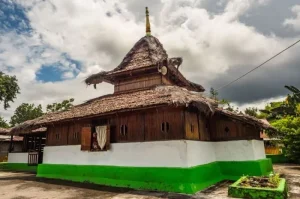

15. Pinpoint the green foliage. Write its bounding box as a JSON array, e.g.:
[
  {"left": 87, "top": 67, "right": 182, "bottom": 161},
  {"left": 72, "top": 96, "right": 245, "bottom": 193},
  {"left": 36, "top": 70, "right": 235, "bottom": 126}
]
[
  {"left": 269, "top": 173, "right": 280, "bottom": 186},
  {"left": 271, "top": 116, "right": 300, "bottom": 162},
  {"left": 8, "top": 98, "right": 75, "bottom": 127},
  {"left": 209, "top": 89, "right": 239, "bottom": 113},
  {"left": 260, "top": 86, "right": 300, "bottom": 120},
  {"left": 10, "top": 103, "right": 44, "bottom": 127},
  {"left": 255, "top": 85, "right": 300, "bottom": 162},
  {"left": 0, "top": 72, "right": 20, "bottom": 109},
  {"left": 0, "top": 116, "right": 9, "bottom": 128},
  {"left": 244, "top": 107, "right": 258, "bottom": 117},
  {"left": 239, "top": 174, "right": 280, "bottom": 188},
  {"left": 210, "top": 87, "right": 218, "bottom": 100},
  {"left": 46, "top": 98, "right": 74, "bottom": 113}
]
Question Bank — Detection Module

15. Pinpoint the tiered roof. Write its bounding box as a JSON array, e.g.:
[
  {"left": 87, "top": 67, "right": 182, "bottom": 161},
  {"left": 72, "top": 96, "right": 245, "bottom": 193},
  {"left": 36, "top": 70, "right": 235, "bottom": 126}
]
[
  {"left": 10, "top": 7, "right": 274, "bottom": 134},
  {"left": 11, "top": 86, "right": 215, "bottom": 134},
  {"left": 85, "top": 35, "right": 205, "bottom": 92}
]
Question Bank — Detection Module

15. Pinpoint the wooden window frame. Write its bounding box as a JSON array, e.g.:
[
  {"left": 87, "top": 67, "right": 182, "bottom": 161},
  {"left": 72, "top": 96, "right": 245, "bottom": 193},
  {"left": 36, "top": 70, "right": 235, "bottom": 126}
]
[
  {"left": 73, "top": 131, "right": 78, "bottom": 139},
  {"left": 161, "top": 122, "right": 169, "bottom": 133},
  {"left": 224, "top": 126, "right": 230, "bottom": 135},
  {"left": 190, "top": 124, "right": 195, "bottom": 133},
  {"left": 55, "top": 133, "right": 60, "bottom": 140},
  {"left": 120, "top": 124, "right": 128, "bottom": 136}
]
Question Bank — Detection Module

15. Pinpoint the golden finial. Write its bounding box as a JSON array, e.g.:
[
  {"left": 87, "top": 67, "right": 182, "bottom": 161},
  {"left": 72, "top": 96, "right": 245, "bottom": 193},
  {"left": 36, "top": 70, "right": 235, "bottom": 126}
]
[{"left": 146, "top": 7, "right": 151, "bottom": 36}]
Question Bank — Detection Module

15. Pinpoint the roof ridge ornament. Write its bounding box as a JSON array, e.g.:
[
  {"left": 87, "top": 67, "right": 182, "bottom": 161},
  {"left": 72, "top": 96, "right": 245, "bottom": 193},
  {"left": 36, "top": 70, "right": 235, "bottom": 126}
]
[{"left": 145, "top": 7, "right": 151, "bottom": 36}]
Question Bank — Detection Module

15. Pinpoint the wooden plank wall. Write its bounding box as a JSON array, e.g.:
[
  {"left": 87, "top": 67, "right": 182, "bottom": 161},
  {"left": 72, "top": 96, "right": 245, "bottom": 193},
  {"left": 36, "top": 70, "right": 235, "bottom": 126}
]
[
  {"left": 161, "top": 76, "right": 173, "bottom": 85},
  {"left": 45, "top": 109, "right": 261, "bottom": 146},
  {"left": 46, "top": 121, "right": 88, "bottom": 146},
  {"left": 46, "top": 107, "right": 185, "bottom": 146},
  {"left": 198, "top": 114, "right": 211, "bottom": 141},
  {"left": 114, "top": 75, "right": 162, "bottom": 93},
  {"left": 114, "top": 112, "right": 145, "bottom": 142},
  {"left": 112, "top": 108, "right": 184, "bottom": 142},
  {"left": 185, "top": 111, "right": 199, "bottom": 140},
  {"left": 144, "top": 108, "right": 184, "bottom": 141},
  {"left": 210, "top": 114, "right": 261, "bottom": 141}
]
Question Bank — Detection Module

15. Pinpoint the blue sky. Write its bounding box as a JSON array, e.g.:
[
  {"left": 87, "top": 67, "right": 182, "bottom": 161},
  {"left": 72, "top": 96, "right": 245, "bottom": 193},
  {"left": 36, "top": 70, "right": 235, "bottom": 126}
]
[
  {"left": 0, "top": 0, "right": 300, "bottom": 120},
  {"left": 0, "top": 0, "right": 81, "bottom": 83}
]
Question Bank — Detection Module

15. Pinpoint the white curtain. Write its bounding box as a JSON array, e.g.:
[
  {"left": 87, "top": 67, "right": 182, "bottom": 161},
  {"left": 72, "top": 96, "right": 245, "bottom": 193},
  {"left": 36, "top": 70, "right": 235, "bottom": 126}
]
[{"left": 95, "top": 125, "right": 107, "bottom": 150}]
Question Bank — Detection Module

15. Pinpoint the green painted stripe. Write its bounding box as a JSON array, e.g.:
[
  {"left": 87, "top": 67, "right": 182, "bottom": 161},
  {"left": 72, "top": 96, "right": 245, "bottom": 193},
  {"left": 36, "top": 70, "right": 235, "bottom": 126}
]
[
  {"left": 266, "top": 154, "right": 289, "bottom": 164},
  {"left": 219, "top": 158, "right": 273, "bottom": 179},
  {"left": 0, "top": 163, "right": 37, "bottom": 173},
  {"left": 37, "top": 159, "right": 272, "bottom": 194}
]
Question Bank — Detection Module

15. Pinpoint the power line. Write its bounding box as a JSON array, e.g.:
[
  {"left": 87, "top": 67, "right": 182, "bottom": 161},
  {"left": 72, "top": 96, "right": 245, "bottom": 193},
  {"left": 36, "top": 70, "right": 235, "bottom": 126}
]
[{"left": 216, "top": 38, "right": 300, "bottom": 91}]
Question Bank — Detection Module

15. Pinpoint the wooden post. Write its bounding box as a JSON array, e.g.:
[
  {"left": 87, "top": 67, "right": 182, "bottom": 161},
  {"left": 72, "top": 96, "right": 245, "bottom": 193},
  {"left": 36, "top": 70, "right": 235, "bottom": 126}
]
[
  {"left": 29, "top": 136, "right": 32, "bottom": 151},
  {"left": 38, "top": 135, "right": 42, "bottom": 152},
  {"left": 197, "top": 113, "right": 201, "bottom": 140},
  {"left": 33, "top": 136, "right": 36, "bottom": 151},
  {"left": 8, "top": 135, "right": 13, "bottom": 152}
]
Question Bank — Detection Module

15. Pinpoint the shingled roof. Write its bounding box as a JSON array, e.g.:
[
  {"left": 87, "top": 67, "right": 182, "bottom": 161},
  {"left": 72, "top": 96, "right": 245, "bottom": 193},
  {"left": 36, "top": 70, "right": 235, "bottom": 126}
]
[{"left": 11, "top": 86, "right": 215, "bottom": 134}]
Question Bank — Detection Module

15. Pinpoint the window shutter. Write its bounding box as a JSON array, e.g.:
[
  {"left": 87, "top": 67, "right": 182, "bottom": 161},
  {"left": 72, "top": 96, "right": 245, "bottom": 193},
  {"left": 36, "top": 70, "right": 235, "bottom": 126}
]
[
  {"left": 106, "top": 125, "right": 111, "bottom": 150},
  {"left": 81, "top": 127, "right": 91, "bottom": 151}
]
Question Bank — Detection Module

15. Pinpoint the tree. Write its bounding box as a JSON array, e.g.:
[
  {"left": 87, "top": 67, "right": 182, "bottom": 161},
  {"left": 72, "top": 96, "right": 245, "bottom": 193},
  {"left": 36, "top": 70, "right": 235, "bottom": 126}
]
[
  {"left": 0, "top": 72, "right": 20, "bottom": 109},
  {"left": 271, "top": 116, "right": 300, "bottom": 163},
  {"left": 263, "top": 85, "right": 300, "bottom": 162},
  {"left": 210, "top": 87, "right": 218, "bottom": 100},
  {"left": 209, "top": 88, "right": 239, "bottom": 113},
  {"left": 10, "top": 103, "right": 43, "bottom": 127},
  {"left": 245, "top": 107, "right": 258, "bottom": 117},
  {"left": 0, "top": 116, "right": 9, "bottom": 128},
  {"left": 259, "top": 86, "right": 300, "bottom": 120},
  {"left": 46, "top": 98, "right": 74, "bottom": 113}
]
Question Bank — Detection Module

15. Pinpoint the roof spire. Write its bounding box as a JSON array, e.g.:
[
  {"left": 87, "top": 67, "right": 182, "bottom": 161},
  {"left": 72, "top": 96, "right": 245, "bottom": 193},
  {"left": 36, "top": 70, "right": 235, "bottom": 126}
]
[{"left": 145, "top": 7, "right": 151, "bottom": 36}]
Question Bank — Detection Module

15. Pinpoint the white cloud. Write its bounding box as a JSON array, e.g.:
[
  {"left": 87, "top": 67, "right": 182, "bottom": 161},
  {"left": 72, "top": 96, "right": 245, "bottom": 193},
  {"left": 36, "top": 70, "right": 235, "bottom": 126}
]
[
  {"left": 62, "top": 71, "right": 74, "bottom": 79},
  {"left": 0, "top": 0, "right": 300, "bottom": 122},
  {"left": 233, "top": 96, "right": 286, "bottom": 112},
  {"left": 284, "top": 5, "right": 300, "bottom": 31}
]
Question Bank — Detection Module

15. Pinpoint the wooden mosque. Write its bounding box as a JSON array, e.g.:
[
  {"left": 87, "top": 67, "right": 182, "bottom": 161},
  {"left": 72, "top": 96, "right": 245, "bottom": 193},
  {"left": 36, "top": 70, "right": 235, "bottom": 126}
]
[{"left": 7, "top": 7, "right": 273, "bottom": 194}]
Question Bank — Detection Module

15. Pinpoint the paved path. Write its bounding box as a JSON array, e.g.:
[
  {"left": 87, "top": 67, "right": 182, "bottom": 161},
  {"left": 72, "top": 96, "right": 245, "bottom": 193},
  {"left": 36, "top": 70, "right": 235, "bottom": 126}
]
[
  {"left": 0, "top": 164, "right": 299, "bottom": 199},
  {"left": 273, "top": 164, "right": 300, "bottom": 199}
]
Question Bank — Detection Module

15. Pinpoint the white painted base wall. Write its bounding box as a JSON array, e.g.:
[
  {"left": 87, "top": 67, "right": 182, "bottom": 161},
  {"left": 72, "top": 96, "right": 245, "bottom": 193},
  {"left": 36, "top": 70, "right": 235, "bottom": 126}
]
[
  {"left": 214, "top": 140, "right": 266, "bottom": 161},
  {"left": 43, "top": 140, "right": 266, "bottom": 167},
  {"left": 8, "top": 152, "right": 28, "bottom": 163}
]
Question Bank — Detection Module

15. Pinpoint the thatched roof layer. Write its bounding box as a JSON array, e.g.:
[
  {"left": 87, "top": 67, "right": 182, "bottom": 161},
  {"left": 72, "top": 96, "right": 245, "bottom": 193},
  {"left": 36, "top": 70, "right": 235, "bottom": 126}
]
[
  {"left": 11, "top": 86, "right": 216, "bottom": 134},
  {"left": 0, "top": 135, "right": 23, "bottom": 141},
  {"left": 10, "top": 87, "right": 274, "bottom": 134},
  {"left": 84, "top": 35, "right": 205, "bottom": 92},
  {"left": 216, "top": 109, "right": 275, "bottom": 130},
  {"left": 0, "top": 127, "right": 11, "bottom": 135},
  {"left": 85, "top": 36, "right": 167, "bottom": 85}
]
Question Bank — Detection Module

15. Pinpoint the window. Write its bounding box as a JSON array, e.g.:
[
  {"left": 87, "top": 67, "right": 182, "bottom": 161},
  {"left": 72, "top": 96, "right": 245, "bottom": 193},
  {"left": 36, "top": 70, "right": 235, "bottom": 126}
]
[
  {"left": 224, "top": 126, "right": 230, "bottom": 135},
  {"left": 73, "top": 132, "right": 78, "bottom": 139},
  {"left": 120, "top": 124, "right": 128, "bottom": 136},
  {"left": 190, "top": 124, "right": 195, "bottom": 133},
  {"left": 205, "top": 122, "right": 209, "bottom": 129},
  {"left": 161, "top": 122, "right": 169, "bottom": 133},
  {"left": 55, "top": 133, "right": 60, "bottom": 140}
]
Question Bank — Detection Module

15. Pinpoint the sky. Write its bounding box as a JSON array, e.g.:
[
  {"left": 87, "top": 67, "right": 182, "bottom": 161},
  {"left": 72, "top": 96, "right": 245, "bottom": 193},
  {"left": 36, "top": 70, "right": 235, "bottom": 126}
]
[{"left": 0, "top": 0, "right": 300, "bottom": 121}]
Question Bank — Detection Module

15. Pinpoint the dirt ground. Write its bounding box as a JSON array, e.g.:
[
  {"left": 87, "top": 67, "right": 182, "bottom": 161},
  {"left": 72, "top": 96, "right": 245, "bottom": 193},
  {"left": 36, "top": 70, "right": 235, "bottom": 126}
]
[{"left": 0, "top": 164, "right": 299, "bottom": 199}]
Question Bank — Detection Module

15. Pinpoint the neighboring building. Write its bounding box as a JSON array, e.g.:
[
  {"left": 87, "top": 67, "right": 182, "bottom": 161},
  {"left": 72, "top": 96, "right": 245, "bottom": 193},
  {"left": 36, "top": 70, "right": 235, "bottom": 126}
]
[
  {"left": 260, "top": 119, "right": 282, "bottom": 155},
  {"left": 6, "top": 127, "right": 46, "bottom": 166},
  {"left": 0, "top": 128, "right": 23, "bottom": 162},
  {"left": 8, "top": 8, "right": 274, "bottom": 194}
]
